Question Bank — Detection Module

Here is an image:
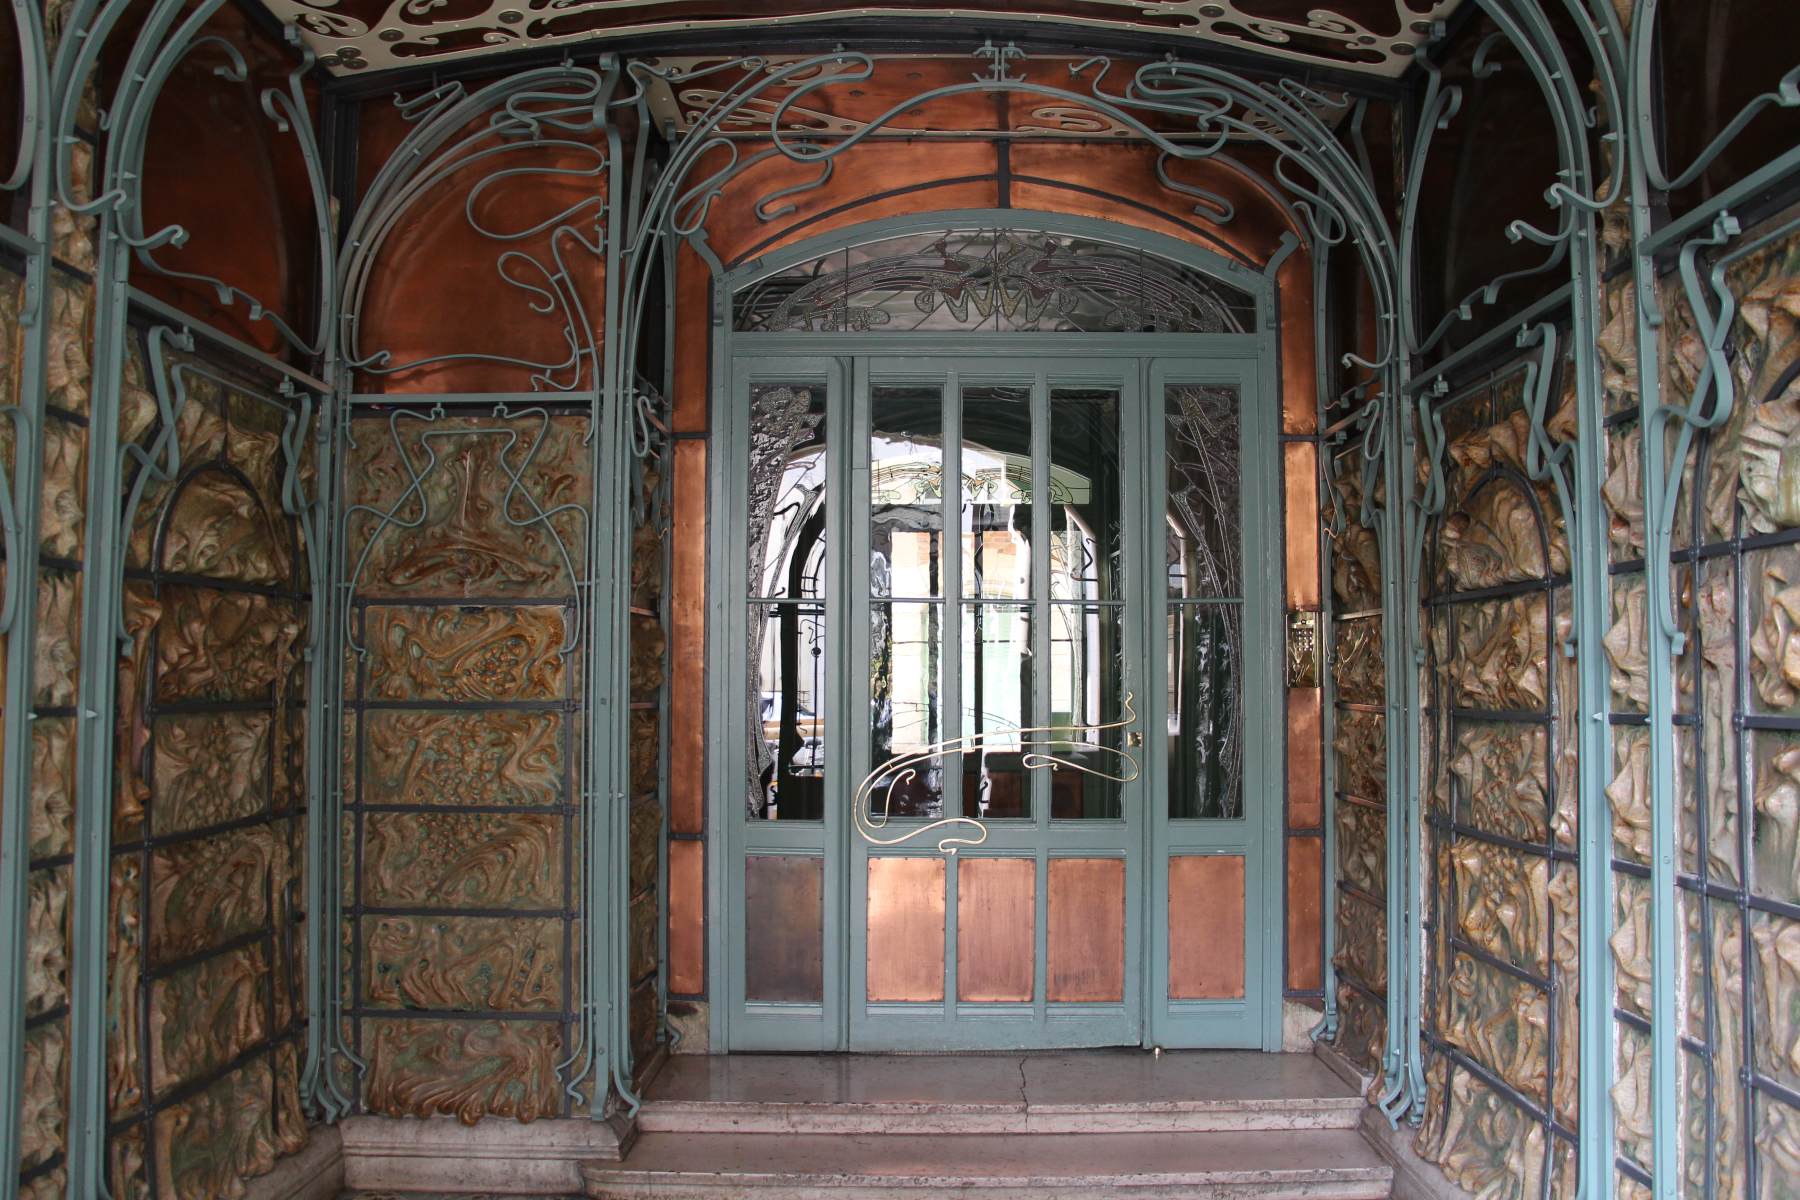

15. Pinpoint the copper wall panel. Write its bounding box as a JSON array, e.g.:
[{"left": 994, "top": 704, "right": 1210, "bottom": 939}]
[
  {"left": 667, "top": 839, "right": 705, "bottom": 996},
  {"left": 1284, "top": 441, "right": 1321, "bottom": 609},
  {"left": 1047, "top": 857, "right": 1126, "bottom": 1003},
  {"left": 672, "top": 246, "right": 710, "bottom": 432},
  {"left": 956, "top": 857, "right": 1034, "bottom": 1002},
  {"left": 669, "top": 438, "right": 707, "bottom": 836},
  {"left": 866, "top": 857, "right": 946, "bottom": 1002},
  {"left": 744, "top": 855, "right": 824, "bottom": 1003},
  {"left": 1288, "top": 687, "right": 1323, "bottom": 830},
  {"left": 1169, "top": 854, "right": 1245, "bottom": 1000},
  {"left": 1286, "top": 837, "right": 1324, "bottom": 992},
  {"left": 1279, "top": 252, "right": 1318, "bottom": 434}
]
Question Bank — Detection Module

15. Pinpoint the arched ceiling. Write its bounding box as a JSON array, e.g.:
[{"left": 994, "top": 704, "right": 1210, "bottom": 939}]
[{"left": 265, "top": 1, "right": 1465, "bottom": 79}]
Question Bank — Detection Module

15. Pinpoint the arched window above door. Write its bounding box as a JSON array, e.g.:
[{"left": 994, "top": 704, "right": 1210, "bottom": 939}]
[{"left": 733, "top": 227, "right": 1258, "bottom": 335}]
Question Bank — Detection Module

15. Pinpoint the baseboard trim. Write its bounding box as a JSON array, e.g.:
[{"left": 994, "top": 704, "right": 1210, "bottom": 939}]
[
  {"left": 243, "top": 1126, "right": 344, "bottom": 1200},
  {"left": 339, "top": 1113, "right": 639, "bottom": 1195}
]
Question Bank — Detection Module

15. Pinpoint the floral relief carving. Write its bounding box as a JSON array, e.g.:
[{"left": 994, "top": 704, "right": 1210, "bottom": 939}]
[
  {"left": 1440, "top": 595, "right": 1561, "bottom": 713},
  {"left": 362, "top": 1018, "right": 563, "bottom": 1124},
  {"left": 1439, "top": 953, "right": 1548, "bottom": 1104},
  {"left": 1604, "top": 574, "right": 1651, "bottom": 711},
  {"left": 362, "top": 813, "right": 561, "bottom": 910},
  {"left": 1417, "top": 1061, "right": 1547, "bottom": 1197},
  {"left": 29, "top": 717, "right": 75, "bottom": 859},
  {"left": 109, "top": 857, "right": 142, "bottom": 1119},
  {"left": 363, "top": 606, "right": 568, "bottom": 702},
  {"left": 34, "top": 570, "right": 81, "bottom": 708},
  {"left": 114, "top": 582, "right": 163, "bottom": 842},
  {"left": 1749, "top": 546, "right": 1800, "bottom": 712},
  {"left": 364, "top": 916, "right": 562, "bottom": 1012},
  {"left": 1333, "top": 986, "right": 1384, "bottom": 1073},
  {"left": 39, "top": 417, "right": 86, "bottom": 560},
  {"left": 1334, "top": 898, "right": 1387, "bottom": 992},
  {"left": 1753, "top": 737, "right": 1800, "bottom": 906},
  {"left": 1448, "top": 724, "right": 1550, "bottom": 845},
  {"left": 1605, "top": 420, "right": 1646, "bottom": 560},
  {"left": 364, "top": 710, "right": 563, "bottom": 808},
  {"left": 1612, "top": 873, "right": 1654, "bottom": 1021}
]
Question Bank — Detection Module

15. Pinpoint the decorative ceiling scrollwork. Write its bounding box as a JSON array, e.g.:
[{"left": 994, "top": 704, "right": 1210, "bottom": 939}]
[{"left": 257, "top": 0, "right": 1464, "bottom": 78}]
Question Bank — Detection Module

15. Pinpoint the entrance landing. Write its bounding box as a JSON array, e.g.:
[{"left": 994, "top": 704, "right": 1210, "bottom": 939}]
[
  {"left": 584, "top": 1050, "right": 1391, "bottom": 1197},
  {"left": 637, "top": 1049, "right": 1365, "bottom": 1134}
]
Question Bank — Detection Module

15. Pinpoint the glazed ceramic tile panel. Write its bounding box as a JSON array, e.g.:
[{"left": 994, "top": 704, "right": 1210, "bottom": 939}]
[
  {"left": 106, "top": 344, "right": 313, "bottom": 1200},
  {"left": 343, "top": 409, "right": 590, "bottom": 1120},
  {"left": 1413, "top": 361, "right": 1582, "bottom": 1195}
]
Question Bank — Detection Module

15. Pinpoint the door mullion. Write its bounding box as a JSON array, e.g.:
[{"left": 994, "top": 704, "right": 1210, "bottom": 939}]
[
  {"left": 842, "top": 354, "right": 870, "bottom": 1047},
  {"left": 942, "top": 365, "right": 961, "bottom": 1021},
  {"left": 1031, "top": 370, "right": 1051, "bottom": 831}
]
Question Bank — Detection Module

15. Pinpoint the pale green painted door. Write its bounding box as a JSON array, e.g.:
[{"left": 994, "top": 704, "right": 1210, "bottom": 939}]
[{"left": 722, "top": 348, "right": 1274, "bottom": 1052}]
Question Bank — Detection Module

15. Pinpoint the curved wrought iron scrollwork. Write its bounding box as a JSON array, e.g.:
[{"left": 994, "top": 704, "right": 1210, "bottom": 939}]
[{"left": 855, "top": 693, "right": 1141, "bottom": 855}]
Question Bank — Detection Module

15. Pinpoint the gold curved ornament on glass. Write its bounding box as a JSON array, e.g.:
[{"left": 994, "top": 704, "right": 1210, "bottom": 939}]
[{"left": 854, "top": 692, "right": 1140, "bottom": 854}]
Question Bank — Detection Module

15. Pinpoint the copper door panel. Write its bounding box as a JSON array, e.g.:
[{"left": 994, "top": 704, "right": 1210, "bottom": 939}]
[
  {"left": 956, "top": 858, "right": 1034, "bottom": 1003},
  {"left": 1047, "top": 858, "right": 1125, "bottom": 1003},
  {"left": 866, "top": 857, "right": 945, "bottom": 1003},
  {"left": 744, "top": 855, "right": 824, "bottom": 1003},
  {"left": 1168, "top": 854, "right": 1246, "bottom": 1000}
]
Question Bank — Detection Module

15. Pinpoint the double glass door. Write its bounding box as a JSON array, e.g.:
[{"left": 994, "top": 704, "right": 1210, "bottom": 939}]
[{"left": 724, "top": 349, "right": 1275, "bottom": 1052}]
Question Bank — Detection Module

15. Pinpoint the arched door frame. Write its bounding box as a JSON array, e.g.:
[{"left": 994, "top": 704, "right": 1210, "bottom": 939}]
[{"left": 704, "top": 207, "right": 1294, "bottom": 1052}]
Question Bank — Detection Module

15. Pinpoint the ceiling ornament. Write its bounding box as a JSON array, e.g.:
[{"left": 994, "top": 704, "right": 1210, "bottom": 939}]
[{"left": 258, "top": 0, "right": 1463, "bottom": 78}]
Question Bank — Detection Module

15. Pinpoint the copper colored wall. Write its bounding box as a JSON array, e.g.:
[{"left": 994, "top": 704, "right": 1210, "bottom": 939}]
[{"left": 664, "top": 139, "right": 1324, "bottom": 1010}]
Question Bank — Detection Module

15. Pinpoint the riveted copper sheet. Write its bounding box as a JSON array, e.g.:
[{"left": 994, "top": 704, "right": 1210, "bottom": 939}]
[
  {"left": 866, "top": 857, "right": 946, "bottom": 1002},
  {"left": 745, "top": 854, "right": 826, "bottom": 1002},
  {"left": 669, "top": 438, "right": 707, "bottom": 835},
  {"left": 1284, "top": 440, "right": 1320, "bottom": 609},
  {"left": 1287, "top": 686, "right": 1323, "bottom": 829},
  {"left": 667, "top": 839, "right": 705, "bottom": 995},
  {"left": 672, "top": 245, "right": 711, "bottom": 432},
  {"left": 1169, "top": 854, "right": 1244, "bottom": 999},
  {"left": 1047, "top": 857, "right": 1125, "bottom": 1002},
  {"left": 956, "top": 857, "right": 1035, "bottom": 1002},
  {"left": 1285, "top": 836, "right": 1323, "bottom": 992}
]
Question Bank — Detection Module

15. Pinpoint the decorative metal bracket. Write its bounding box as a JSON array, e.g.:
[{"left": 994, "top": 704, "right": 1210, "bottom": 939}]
[{"left": 854, "top": 693, "right": 1140, "bottom": 855}]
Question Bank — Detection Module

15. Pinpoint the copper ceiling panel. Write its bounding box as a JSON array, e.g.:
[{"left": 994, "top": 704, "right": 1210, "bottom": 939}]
[{"left": 264, "top": 2, "right": 1463, "bottom": 79}]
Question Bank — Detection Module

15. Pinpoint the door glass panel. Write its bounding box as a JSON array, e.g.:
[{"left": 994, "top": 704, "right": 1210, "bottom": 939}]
[
  {"left": 1165, "top": 384, "right": 1240, "bottom": 600},
  {"left": 1050, "top": 601, "right": 1124, "bottom": 819},
  {"left": 870, "top": 601, "right": 945, "bottom": 818},
  {"left": 750, "top": 601, "right": 827, "bottom": 821},
  {"left": 962, "top": 602, "right": 1033, "bottom": 819},
  {"left": 871, "top": 385, "right": 944, "bottom": 598},
  {"left": 960, "top": 385, "right": 1033, "bottom": 600},
  {"left": 1165, "top": 382, "right": 1243, "bottom": 821},
  {"left": 747, "top": 382, "right": 830, "bottom": 823},
  {"left": 1050, "top": 388, "right": 1123, "bottom": 602}
]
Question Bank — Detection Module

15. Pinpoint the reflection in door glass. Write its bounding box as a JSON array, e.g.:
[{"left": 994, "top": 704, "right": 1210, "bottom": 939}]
[
  {"left": 1050, "top": 389, "right": 1122, "bottom": 602},
  {"left": 870, "top": 601, "right": 945, "bottom": 819},
  {"left": 1050, "top": 601, "right": 1124, "bottom": 819},
  {"left": 750, "top": 601, "right": 827, "bottom": 820},
  {"left": 871, "top": 386, "right": 944, "bottom": 598},
  {"left": 960, "top": 386, "right": 1033, "bottom": 599},
  {"left": 1165, "top": 384, "right": 1243, "bottom": 820},
  {"left": 962, "top": 603, "right": 1033, "bottom": 819},
  {"left": 746, "top": 384, "right": 829, "bottom": 822}
]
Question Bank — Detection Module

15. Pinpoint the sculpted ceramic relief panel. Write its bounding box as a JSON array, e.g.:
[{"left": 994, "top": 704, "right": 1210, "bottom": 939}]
[
  {"left": 29, "top": 717, "right": 74, "bottom": 858},
  {"left": 1331, "top": 617, "right": 1384, "bottom": 705},
  {"left": 151, "top": 714, "right": 271, "bottom": 837},
  {"left": 153, "top": 586, "right": 296, "bottom": 703},
  {"left": 362, "top": 1018, "right": 563, "bottom": 1124},
  {"left": 147, "top": 826, "right": 273, "bottom": 965},
  {"left": 346, "top": 413, "right": 590, "bottom": 599},
  {"left": 362, "top": 813, "right": 561, "bottom": 910},
  {"left": 1752, "top": 735, "right": 1800, "bottom": 906},
  {"left": 1334, "top": 897, "right": 1387, "bottom": 992},
  {"left": 158, "top": 470, "right": 289, "bottom": 584},
  {"left": 363, "top": 605, "right": 568, "bottom": 702},
  {"left": 148, "top": 945, "right": 271, "bottom": 1097},
  {"left": 153, "top": 1060, "right": 278, "bottom": 1200},
  {"left": 1446, "top": 723, "right": 1550, "bottom": 844},
  {"left": 34, "top": 570, "right": 81, "bottom": 707},
  {"left": 1335, "top": 801, "right": 1385, "bottom": 897},
  {"left": 364, "top": 710, "right": 563, "bottom": 808},
  {"left": 1335, "top": 983, "right": 1385, "bottom": 1073},
  {"left": 1334, "top": 708, "right": 1386, "bottom": 801},
  {"left": 1327, "top": 453, "right": 1381, "bottom": 611},
  {"left": 20, "top": 1022, "right": 67, "bottom": 1172},
  {"left": 25, "top": 868, "right": 69, "bottom": 1018},
  {"left": 364, "top": 916, "right": 563, "bottom": 1012},
  {"left": 1439, "top": 952, "right": 1548, "bottom": 1104},
  {"left": 1452, "top": 840, "right": 1548, "bottom": 976},
  {"left": 1439, "top": 595, "right": 1560, "bottom": 713}
]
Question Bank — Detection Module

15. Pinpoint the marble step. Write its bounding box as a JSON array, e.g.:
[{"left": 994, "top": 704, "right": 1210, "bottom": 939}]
[
  {"left": 637, "top": 1051, "right": 1366, "bottom": 1134},
  {"left": 581, "top": 1130, "right": 1393, "bottom": 1199}
]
